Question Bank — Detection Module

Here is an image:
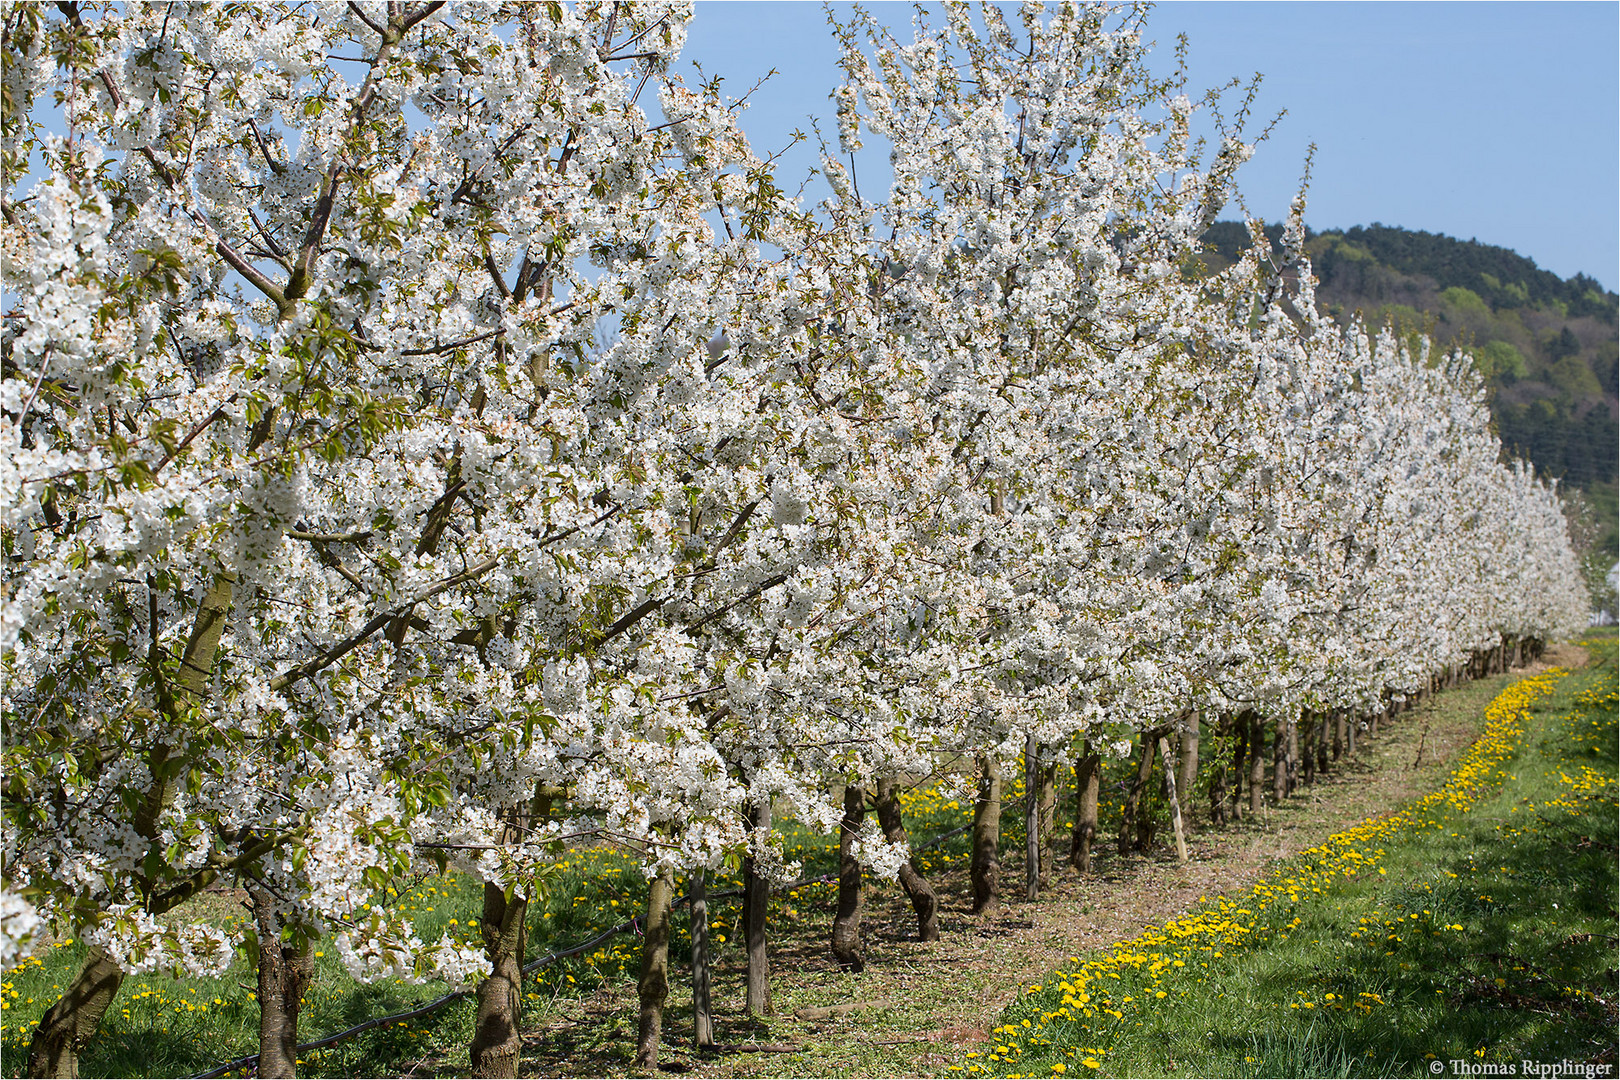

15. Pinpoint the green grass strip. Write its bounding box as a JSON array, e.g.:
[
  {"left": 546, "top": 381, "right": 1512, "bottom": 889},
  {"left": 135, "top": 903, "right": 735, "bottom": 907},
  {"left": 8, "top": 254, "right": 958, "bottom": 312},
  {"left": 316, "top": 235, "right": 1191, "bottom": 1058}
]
[{"left": 960, "top": 641, "right": 1618, "bottom": 1080}]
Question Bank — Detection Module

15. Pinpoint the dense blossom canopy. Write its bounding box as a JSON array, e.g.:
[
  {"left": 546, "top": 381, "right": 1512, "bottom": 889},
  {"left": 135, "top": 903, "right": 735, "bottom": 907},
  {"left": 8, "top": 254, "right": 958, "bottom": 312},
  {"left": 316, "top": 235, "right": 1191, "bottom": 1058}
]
[{"left": 0, "top": 0, "right": 1588, "bottom": 981}]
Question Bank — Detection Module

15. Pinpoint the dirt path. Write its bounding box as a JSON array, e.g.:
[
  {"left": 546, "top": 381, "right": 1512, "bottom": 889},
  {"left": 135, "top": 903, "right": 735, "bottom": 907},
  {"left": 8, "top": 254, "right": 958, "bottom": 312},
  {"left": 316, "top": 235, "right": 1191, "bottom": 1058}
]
[{"left": 512, "top": 648, "right": 1586, "bottom": 1078}]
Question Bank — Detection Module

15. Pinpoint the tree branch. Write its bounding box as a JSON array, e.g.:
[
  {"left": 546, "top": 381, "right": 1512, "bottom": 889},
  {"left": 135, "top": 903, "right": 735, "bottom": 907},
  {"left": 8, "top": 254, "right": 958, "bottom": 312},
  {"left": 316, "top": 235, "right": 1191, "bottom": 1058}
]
[
  {"left": 346, "top": 0, "right": 387, "bottom": 37},
  {"left": 268, "top": 554, "right": 503, "bottom": 693},
  {"left": 685, "top": 571, "right": 792, "bottom": 634}
]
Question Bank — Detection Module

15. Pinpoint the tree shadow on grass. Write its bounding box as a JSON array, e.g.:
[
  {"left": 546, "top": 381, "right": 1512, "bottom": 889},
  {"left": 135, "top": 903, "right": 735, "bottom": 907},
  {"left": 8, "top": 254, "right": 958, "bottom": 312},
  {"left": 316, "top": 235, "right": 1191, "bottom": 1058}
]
[{"left": 1240, "top": 798, "right": 1617, "bottom": 1073}]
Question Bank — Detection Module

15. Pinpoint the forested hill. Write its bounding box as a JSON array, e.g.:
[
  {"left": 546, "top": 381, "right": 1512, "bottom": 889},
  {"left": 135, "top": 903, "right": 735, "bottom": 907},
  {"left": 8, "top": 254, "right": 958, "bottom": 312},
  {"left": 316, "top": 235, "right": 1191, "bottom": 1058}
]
[{"left": 1198, "top": 222, "right": 1619, "bottom": 494}]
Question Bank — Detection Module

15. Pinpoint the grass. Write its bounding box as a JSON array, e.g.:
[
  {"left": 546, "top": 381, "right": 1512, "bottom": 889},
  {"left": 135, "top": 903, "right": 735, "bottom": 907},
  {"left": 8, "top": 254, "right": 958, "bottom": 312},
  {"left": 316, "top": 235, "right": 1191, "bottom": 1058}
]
[
  {"left": 962, "top": 634, "right": 1617, "bottom": 1079},
  {"left": 0, "top": 846, "right": 701, "bottom": 1076},
  {"left": 5, "top": 640, "right": 1609, "bottom": 1079},
  {"left": 0, "top": 776, "right": 992, "bottom": 1077},
  {"left": 4, "top": 722, "right": 1124, "bottom": 1079}
]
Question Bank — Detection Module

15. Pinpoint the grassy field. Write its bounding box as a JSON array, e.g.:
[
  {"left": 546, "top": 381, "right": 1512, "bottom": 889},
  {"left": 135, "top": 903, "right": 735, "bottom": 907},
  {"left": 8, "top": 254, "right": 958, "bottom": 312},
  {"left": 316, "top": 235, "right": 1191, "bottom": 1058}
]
[
  {"left": 967, "top": 635, "right": 1617, "bottom": 1079},
  {"left": 3, "top": 639, "right": 1611, "bottom": 1079},
  {"left": 0, "top": 765, "right": 1000, "bottom": 1077}
]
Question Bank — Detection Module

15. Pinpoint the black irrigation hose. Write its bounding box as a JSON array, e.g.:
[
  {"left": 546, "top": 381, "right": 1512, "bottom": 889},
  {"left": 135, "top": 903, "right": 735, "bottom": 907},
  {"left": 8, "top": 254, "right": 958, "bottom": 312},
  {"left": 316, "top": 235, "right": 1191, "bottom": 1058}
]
[
  {"left": 912, "top": 790, "right": 1028, "bottom": 852},
  {"left": 190, "top": 872, "right": 841, "bottom": 1079}
]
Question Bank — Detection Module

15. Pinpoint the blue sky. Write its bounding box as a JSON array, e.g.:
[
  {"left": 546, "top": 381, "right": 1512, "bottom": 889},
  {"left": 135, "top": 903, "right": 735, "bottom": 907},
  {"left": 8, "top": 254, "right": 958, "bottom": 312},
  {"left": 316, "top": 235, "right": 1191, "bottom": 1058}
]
[{"left": 681, "top": 2, "right": 1620, "bottom": 291}]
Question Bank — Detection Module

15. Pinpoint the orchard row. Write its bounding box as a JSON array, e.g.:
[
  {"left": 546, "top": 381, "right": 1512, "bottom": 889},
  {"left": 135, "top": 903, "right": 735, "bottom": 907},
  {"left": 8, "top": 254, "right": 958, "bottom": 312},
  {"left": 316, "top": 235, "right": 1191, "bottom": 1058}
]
[{"left": 0, "top": 3, "right": 1587, "bottom": 1078}]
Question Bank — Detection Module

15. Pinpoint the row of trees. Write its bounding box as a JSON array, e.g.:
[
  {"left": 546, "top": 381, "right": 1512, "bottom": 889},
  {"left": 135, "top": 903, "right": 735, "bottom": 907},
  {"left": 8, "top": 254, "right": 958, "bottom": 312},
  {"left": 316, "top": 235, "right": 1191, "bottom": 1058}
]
[{"left": 0, "top": 2, "right": 1588, "bottom": 1077}]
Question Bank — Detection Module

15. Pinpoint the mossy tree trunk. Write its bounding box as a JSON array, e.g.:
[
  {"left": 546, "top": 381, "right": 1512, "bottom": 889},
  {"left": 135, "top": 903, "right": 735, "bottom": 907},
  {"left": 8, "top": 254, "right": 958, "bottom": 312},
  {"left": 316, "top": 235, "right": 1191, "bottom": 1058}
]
[
  {"left": 470, "top": 882, "right": 528, "bottom": 1078},
  {"left": 25, "top": 948, "right": 122, "bottom": 1079},
  {"left": 250, "top": 885, "right": 315, "bottom": 1080}
]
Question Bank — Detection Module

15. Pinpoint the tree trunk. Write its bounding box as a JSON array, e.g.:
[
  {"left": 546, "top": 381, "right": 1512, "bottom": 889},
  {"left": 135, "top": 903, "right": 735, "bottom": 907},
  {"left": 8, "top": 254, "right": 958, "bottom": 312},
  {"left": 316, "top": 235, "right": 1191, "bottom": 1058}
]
[
  {"left": 1333, "top": 709, "right": 1345, "bottom": 761},
  {"left": 1345, "top": 708, "right": 1357, "bottom": 757},
  {"left": 1037, "top": 758, "right": 1058, "bottom": 889},
  {"left": 250, "top": 886, "right": 315, "bottom": 1080},
  {"left": 1135, "top": 740, "right": 1159, "bottom": 852},
  {"left": 1024, "top": 733, "right": 1040, "bottom": 901},
  {"left": 831, "top": 784, "right": 865, "bottom": 971},
  {"left": 970, "top": 754, "right": 1002, "bottom": 914},
  {"left": 873, "top": 777, "right": 939, "bottom": 941},
  {"left": 689, "top": 871, "right": 714, "bottom": 1049},
  {"left": 1211, "top": 718, "right": 1231, "bottom": 829},
  {"left": 26, "top": 948, "right": 123, "bottom": 1078},
  {"left": 1272, "top": 716, "right": 1289, "bottom": 803},
  {"left": 1248, "top": 711, "right": 1265, "bottom": 814},
  {"left": 1315, "top": 713, "right": 1330, "bottom": 776},
  {"left": 634, "top": 868, "right": 675, "bottom": 1070},
  {"left": 1176, "top": 713, "right": 1199, "bottom": 821},
  {"left": 1069, "top": 743, "right": 1101, "bottom": 871},
  {"left": 1229, "top": 713, "right": 1248, "bottom": 821},
  {"left": 743, "top": 799, "right": 772, "bottom": 1017},
  {"left": 470, "top": 883, "right": 528, "bottom": 1079},
  {"left": 1301, "top": 710, "right": 1316, "bottom": 787},
  {"left": 1119, "top": 734, "right": 1156, "bottom": 855},
  {"left": 1156, "top": 736, "right": 1189, "bottom": 864},
  {"left": 1285, "top": 715, "right": 1300, "bottom": 795}
]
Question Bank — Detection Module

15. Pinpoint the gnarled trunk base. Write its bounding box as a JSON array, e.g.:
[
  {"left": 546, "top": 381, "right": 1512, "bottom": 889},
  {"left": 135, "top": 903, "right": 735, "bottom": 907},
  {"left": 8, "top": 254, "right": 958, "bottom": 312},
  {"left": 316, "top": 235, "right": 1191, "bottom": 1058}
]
[
  {"left": 26, "top": 947, "right": 123, "bottom": 1079},
  {"left": 470, "top": 883, "right": 527, "bottom": 1079},
  {"left": 874, "top": 777, "right": 938, "bottom": 941},
  {"left": 831, "top": 784, "right": 865, "bottom": 971},
  {"left": 970, "top": 755, "right": 1002, "bottom": 913}
]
